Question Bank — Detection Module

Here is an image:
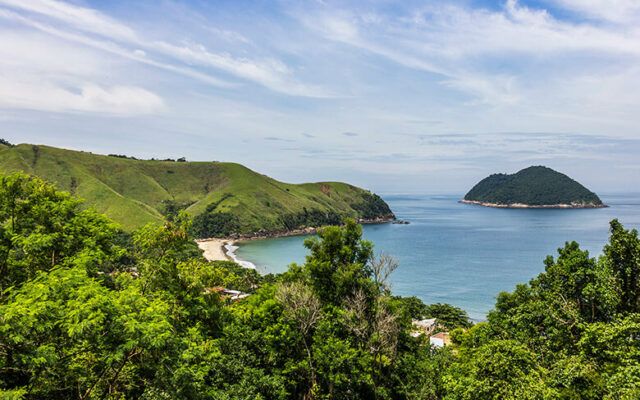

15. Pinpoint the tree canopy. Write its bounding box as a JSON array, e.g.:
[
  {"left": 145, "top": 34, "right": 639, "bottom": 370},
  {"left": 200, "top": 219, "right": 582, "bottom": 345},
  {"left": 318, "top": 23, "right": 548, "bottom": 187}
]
[
  {"left": 464, "top": 166, "right": 604, "bottom": 206},
  {"left": 1, "top": 172, "right": 638, "bottom": 399}
]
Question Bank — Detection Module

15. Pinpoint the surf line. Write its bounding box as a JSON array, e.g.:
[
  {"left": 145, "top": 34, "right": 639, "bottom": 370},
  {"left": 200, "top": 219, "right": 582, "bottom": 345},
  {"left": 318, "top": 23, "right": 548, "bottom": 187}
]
[{"left": 224, "top": 242, "right": 258, "bottom": 270}]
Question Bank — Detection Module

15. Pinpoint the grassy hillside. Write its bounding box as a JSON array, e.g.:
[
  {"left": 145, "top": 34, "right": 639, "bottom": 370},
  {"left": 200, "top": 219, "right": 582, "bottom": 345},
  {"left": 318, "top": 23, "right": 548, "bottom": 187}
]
[
  {"left": 0, "top": 144, "right": 394, "bottom": 235},
  {"left": 464, "top": 165, "right": 603, "bottom": 206}
]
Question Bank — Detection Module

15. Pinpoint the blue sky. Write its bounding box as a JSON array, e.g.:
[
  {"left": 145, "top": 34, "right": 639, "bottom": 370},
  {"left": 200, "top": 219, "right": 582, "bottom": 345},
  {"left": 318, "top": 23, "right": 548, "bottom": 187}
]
[{"left": 1, "top": 0, "right": 639, "bottom": 193}]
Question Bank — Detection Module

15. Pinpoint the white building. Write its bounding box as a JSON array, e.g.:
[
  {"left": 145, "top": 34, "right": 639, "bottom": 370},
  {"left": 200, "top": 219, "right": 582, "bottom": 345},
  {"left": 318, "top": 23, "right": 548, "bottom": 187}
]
[{"left": 430, "top": 332, "right": 451, "bottom": 348}]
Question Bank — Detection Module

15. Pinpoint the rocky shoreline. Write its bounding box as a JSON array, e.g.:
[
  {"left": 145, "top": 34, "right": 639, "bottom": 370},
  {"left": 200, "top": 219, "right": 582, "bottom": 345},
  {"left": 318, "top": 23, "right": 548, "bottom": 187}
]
[
  {"left": 198, "top": 214, "right": 396, "bottom": 242},
  {"left": 459, "top": 200, "right": 608, "bottom": 209}
]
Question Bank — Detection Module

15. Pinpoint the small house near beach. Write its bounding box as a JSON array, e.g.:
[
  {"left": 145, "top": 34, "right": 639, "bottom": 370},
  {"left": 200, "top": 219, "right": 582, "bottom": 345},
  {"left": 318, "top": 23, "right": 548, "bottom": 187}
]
[{"left": 430, "top": 332, "right": 451, "bottom": 348}]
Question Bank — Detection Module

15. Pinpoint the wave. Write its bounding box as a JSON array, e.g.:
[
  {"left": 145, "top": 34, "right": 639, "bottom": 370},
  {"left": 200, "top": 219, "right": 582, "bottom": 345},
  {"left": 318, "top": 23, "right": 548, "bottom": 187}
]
[{"left": 224, "top": 242, "right": 257, "bottom": 270}]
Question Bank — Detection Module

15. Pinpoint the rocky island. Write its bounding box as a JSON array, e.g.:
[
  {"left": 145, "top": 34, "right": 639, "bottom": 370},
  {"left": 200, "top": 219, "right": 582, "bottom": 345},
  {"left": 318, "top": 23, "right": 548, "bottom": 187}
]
[{"left": 461, "top": 166, "right": 607, "bottom": 208}]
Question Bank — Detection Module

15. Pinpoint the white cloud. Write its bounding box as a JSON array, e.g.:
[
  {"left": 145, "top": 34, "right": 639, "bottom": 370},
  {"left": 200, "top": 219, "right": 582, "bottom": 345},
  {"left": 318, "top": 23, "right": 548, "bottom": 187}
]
[
  {"left": 0, "top": 79, "right": 164, "bottom": 115},
  {"left": 0, "top": 26, "right": 168, "bottom": 116},
  {"left": 0, "top": 8, "right": 233, "bottom": 88},
  {"left": 0, "top": 29, "right": 103, "bottom": 76},
  {"left": 204, "top": 26, "right": 251, "bottom": 44},
  {"left": 0, "top": 0, "right": 137, "bottom": 40},
  {"left": 0, "top": 0, "right": 330, "bottom": 97},
  {"left": 548, "top": 0, "right": 640, "bottom": 23},
  {"left": 149, "top": 41, "right": 333, "bottom": 97},
  {"left": 293, "top": 0, "right": 640, "bottom": 130}
]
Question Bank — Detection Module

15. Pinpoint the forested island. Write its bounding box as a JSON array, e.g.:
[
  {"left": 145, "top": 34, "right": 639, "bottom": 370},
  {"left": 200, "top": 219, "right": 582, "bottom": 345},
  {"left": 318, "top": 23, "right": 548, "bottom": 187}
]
[
  {"left": 1, "top": 172, "right": 639, "bottom": 399},
  {"left": 462, "top": 165, "right": 606, "bottom": 208},
  {"left": 0, "top": 142, "right": 394, "bottom": 237}
]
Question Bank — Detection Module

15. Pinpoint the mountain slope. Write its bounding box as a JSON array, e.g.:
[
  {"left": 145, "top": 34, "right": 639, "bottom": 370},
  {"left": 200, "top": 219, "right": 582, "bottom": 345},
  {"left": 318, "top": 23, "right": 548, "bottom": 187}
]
[
  {"left": 0, "top": 144, "right": 394, "bottom": 235},
  {"left": 463, "top": 166, "right": 605, "bottom": 208}
]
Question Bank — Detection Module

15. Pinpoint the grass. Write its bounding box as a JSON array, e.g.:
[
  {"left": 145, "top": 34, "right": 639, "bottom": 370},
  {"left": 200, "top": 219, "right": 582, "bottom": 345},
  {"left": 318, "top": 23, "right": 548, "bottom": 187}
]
[{"left": 0, "top": 144, "right": 393, "bottom": 234}]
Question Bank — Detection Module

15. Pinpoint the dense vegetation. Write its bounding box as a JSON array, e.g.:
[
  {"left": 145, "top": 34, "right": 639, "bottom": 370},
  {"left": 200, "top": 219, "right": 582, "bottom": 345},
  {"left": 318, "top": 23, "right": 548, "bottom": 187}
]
[
  {"left": 1, "top": 172, "right": 639, "bottom": 399},
  {"left": 464, "top": 166, "right": 604, "bottom": 206},
  {"left": 0, "top": 144, "right": 393, "bottom": 235}
]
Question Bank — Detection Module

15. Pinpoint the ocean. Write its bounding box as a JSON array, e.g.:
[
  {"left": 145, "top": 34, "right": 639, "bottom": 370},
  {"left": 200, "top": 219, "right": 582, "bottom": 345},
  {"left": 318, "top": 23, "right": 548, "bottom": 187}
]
[{"left": 233, "top": 194, "right": 640, "bottom": 320}]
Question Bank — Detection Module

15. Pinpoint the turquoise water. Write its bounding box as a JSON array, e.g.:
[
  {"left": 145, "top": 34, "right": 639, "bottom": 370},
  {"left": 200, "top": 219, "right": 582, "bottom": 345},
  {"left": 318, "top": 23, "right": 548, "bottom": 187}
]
[{"left": 235, "top": 194, "right": 640, "bottom": 320}]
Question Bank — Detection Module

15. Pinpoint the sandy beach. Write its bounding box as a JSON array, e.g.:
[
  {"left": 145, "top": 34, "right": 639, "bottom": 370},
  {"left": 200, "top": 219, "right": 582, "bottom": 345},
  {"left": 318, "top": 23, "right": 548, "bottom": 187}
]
[
  {"left": 195, "top": 220, "right": 394, "bottom": 268},
  {"left": 196, "top": 239, "right": 230, "bottom": 261}
]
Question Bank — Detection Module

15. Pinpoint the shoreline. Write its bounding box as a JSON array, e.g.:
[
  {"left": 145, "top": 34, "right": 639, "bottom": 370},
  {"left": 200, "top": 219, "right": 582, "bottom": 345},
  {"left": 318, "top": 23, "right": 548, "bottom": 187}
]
[
  {"left": 224, "top": 215, "right": 395, "bottom": 241},
  {"left": 195, "top": 239, "right": 232, "bottom": 262},
  {"left": 459, "top": 200, "right": 609, "bottom": 209},
  {"left": 195, "top": 239, "right": 258, "bottom": 269},
  {"left": 197, "top": 215, "right": 395, "bottom": 243},
  {"left": 195, "top": 216, "right": 395, "bottom": 269},
  {"left": 223, "top": 242, "right": 258, "bottom": 269}
]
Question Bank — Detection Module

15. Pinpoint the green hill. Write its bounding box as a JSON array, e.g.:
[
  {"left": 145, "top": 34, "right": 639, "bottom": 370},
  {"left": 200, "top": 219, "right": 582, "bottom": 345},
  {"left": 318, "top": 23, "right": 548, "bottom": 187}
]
[
  {"left": 0, "top": 143, "right": 394, "bottom": 236},
  {"left": 463, "top": 166, "right": 605, "bottom": 208}
]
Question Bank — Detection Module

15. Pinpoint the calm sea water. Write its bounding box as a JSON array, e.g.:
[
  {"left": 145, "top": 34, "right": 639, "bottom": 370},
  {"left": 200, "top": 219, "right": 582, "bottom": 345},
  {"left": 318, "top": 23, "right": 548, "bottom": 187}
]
[{"left": 235, "top": 194, "right": 640, "bottom": 320}]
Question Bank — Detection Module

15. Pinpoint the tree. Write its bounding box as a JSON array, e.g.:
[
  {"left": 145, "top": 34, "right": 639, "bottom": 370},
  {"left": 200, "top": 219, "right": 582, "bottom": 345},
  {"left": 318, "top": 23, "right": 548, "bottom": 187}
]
[
  {"left": 0, "top": 267, "right": 175, "bottom": 399},
  {"left": 423, "top": 303, "right": 471, "bottom": 330},
  {"left": 370, "top": 252, "right": 398, "bottom": 296},
  {"left": 190, "top": 212, "right": 240, "bottom": 238},
  {"left": 132, "top": 214, "right": 225, "bottom": 336},
  {"left": 446, "top": 220, "right": 640, "bottom": 399},
  {"left": 0, "top": 173, "right": 120, "bottom": 297},
  {"left": 302, "top": 219, "right": 374, "bottom": 305},
  {"left": 578, "top": 313, "right": 640, "bottom": 399},
  {"left": 276, "top": 282, "right": 322, "bottom": 397},
  {"left": 603, "top": 219, "right": 640, "bottom": 314},
  {"left": 536, "top": 241, "right": 618, "bottom": 324},
  {"left": 444, "top": 339, "right": 556, "bottom": 399}
]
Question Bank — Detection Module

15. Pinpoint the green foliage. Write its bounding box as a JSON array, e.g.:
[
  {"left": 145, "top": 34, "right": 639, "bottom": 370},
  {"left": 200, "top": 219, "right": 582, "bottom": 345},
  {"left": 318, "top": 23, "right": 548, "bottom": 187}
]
[
  {"left": 393, "top": 297, "right": 471, "bottom": 330},
  {"left": 181, "top": 259, "right": 264, "bottom": 294},
  {"left": 422, "top": 303, "right": 472, "bottom": 330},
  {"left": 445, "top": 219, "right": 640, "bottom": 399},
  {"left": 220, "top": 220, "right": 457, "bottom": 399},
  {"left": 302, "top": 219, "right": 374, "bottom": 305},
  {"left": 603, "top": 219, "right": 640, "bottom": 314},
  {"left": 191, "top": 212, "right": 241, "bottom": 238},
  {"left": 0, "top": 173, "right": 121, "bottom": 295},
  {"left": 0, "top": 176, "right": 265, "bottom": 398},
  {"left": 0, "top": 143, "right": 393, "bottom": 234},
  {"left": 0, "top": 388, "right": 26, "bottom": 400},
  {"left": 1, "top": 170, "right": 638, "bottom": 399},
  {"left": 445, "top": 339, "right": 556, "bottom": 399},
  {"left": 277, "top": 208, "right": 342, "bottom": 231},
  {"left": 0, "top": 267, "right": 175, "bottom": 399},
  {"left": 350, "top": 192, "right": 393, "bottom": 220},
  {"left": 161, "top": 199, "right": 194, "bottom": 222},
  {"left": 393, "top": 296, "right": 429, "bottom": 319},
  {"left": 464, "top": 166, "right": 603, "bottom": 206}
]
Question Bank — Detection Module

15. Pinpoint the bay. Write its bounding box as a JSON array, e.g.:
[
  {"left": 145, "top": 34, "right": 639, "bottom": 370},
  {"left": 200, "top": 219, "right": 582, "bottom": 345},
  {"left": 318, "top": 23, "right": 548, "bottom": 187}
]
[{"left": 234, "top": 193, "right": 640, "bottom": 320}]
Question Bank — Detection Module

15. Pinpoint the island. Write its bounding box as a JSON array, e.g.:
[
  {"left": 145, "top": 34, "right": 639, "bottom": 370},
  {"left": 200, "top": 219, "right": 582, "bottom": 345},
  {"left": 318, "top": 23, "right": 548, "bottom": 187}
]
[{"left": 461, "top": 166, "right": 607, "bottom": 208}]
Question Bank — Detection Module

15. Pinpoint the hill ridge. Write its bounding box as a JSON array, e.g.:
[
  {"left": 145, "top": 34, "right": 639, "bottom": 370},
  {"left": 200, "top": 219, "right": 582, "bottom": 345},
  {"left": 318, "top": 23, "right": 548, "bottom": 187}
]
[{"left": 0, "top": 143, "right": 395, "bottom": 236}]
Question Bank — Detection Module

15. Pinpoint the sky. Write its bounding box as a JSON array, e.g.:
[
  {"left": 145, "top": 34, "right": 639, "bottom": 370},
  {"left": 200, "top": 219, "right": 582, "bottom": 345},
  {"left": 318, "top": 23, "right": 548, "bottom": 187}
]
[{"left": 1, "top": 0, "right": 639, "bottom": 194}]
